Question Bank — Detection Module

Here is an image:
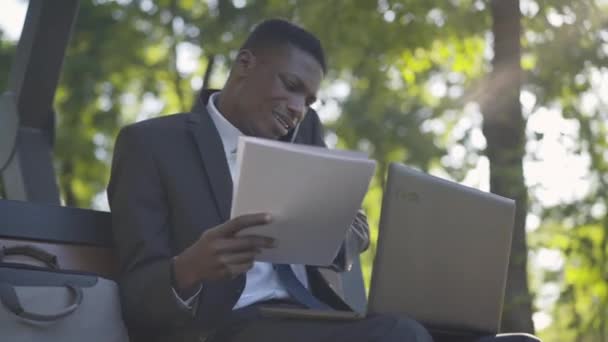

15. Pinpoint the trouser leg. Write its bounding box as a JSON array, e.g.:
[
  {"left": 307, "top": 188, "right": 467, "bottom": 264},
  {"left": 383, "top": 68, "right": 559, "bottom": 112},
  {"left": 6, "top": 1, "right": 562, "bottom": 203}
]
[{"left": 213, "top": 313, "right": 432, "bottom": 342}]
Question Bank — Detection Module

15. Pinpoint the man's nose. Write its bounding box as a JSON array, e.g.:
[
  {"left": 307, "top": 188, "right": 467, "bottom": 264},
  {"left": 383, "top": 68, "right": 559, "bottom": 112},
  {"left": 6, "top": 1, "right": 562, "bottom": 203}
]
[{"left": 287, "top": 96, "right": 306, "bottom": 120}]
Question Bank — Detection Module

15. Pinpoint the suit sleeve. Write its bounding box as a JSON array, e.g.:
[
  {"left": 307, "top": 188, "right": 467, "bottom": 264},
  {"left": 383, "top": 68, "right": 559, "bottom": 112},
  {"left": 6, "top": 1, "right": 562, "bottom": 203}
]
[
  {"left": 306, "top": 111, "right": 370, "bottom": 271},
  {"left": 107, "top": 126, "right": 194, "bottom": 330}
]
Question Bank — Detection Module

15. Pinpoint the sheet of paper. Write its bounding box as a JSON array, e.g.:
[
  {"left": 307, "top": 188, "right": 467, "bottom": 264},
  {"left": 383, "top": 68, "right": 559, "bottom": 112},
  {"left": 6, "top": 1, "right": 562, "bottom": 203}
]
[{"left": 231, "top": 137, "right": 376, "bottom": 266}]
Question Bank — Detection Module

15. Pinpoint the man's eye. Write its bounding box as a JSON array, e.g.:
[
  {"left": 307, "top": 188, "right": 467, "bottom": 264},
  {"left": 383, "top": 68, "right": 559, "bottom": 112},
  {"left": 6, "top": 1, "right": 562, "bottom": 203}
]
[{"left": 281, "top": 77, "right": 297, "bottom": 91}]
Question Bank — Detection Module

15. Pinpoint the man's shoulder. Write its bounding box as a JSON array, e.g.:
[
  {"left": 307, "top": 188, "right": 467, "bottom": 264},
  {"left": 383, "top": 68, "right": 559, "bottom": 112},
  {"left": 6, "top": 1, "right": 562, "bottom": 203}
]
[
  {"left": 115, "top": 112, "right": 197, "bottom": 150},
  {"left": 122, "top": 112, "right": 192, "bottom": 133}
]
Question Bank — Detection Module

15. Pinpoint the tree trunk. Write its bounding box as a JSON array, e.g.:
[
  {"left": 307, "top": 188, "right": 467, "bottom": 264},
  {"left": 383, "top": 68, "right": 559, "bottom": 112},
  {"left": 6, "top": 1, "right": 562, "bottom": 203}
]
[
  {"left": 169, "top": 0, "right": 186, "bottom": 112},
  {"left": 59, "top": 160, "right": 77, "bottom": 207},
  {"left": 202, "top": 54, "right": 216, "bottom": 90},
  {"left": 483, "top": 0, "right": 535, "bottom": 333}
]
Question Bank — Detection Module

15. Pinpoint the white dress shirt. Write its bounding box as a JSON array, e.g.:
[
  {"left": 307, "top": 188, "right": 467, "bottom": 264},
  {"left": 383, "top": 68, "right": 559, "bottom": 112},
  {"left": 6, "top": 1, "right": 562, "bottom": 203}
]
[{"left": 173, "top": 92, "right": 309, "bottom": 310}]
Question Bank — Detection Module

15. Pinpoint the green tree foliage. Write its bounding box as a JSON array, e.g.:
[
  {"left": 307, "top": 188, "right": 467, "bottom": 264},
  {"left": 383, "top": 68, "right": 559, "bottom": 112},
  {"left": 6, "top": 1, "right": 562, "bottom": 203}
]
[
  {"left": 0, "top": 31, "right": 13, "bottom": 90},
  {"left": 523, "top": 0, "right": 608, "bottom": 339},
  {"left": 0, "top": 29, "right": 16, "bottom": 198}
]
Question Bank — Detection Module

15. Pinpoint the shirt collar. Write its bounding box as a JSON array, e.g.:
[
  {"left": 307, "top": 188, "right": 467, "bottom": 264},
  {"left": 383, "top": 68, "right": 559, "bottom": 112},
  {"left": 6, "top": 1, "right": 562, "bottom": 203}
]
[{"left": 206, "top": 92, "right": 243, "bottom": 155}]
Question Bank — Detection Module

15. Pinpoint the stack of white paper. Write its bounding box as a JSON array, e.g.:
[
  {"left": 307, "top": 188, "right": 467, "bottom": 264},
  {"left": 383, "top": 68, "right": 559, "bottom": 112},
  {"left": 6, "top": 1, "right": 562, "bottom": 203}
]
[{"left": 231, "top": 136, "right": 376, "bottom": 266}]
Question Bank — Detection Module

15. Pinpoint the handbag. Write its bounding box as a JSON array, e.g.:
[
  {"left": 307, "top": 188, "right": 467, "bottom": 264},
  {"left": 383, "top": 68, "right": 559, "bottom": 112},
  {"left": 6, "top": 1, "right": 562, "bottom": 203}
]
[{"left": 0, "top": 244, "right": 129, "bottom": 342}]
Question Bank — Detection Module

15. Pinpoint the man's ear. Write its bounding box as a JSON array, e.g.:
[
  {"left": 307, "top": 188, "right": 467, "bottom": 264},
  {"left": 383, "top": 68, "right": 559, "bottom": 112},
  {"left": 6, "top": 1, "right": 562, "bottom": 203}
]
[{"left": 234, "top": 49, "right": 257, "bottom": 76}]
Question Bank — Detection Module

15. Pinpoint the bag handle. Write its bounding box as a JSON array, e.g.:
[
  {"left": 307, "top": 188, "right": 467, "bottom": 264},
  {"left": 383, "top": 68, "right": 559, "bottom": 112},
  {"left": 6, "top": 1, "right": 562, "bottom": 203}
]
[
  {"left": 0, "top": 245, "right": 59, "bottom": 269},
  {"left": 0, "top": 281, "right": 83, "bottom": 322},
  {"left": 0, "top": 245, "right": 82, "bottom": 321}
]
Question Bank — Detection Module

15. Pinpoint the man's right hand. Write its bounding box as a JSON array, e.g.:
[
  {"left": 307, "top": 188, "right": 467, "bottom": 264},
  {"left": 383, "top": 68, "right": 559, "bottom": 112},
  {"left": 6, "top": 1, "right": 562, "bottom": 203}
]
[{"left": 172, "top": 213, "right": 274, "bottom": 295}]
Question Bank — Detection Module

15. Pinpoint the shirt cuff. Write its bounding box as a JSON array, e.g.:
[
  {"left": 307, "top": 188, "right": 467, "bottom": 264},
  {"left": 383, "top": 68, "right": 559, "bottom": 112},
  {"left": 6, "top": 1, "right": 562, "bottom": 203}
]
[{"left": 171, "top": 285, "right": 202, "bottom": 311}]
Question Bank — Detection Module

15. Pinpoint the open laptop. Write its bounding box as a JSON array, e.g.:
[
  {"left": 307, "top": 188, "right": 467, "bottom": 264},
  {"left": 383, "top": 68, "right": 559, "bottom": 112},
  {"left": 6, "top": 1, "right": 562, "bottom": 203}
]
[
  {"left": 261, "top": 162, "right": 515, "bottom": 335},
  {"left": 367, "top": 163, "right": 515, "bottom": 334}
]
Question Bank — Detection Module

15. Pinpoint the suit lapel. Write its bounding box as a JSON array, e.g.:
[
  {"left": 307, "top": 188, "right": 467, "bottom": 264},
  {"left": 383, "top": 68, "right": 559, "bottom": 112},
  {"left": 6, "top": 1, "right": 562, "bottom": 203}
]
[{"left": 187, "top": 108, "right": 233, "bottom": 222}]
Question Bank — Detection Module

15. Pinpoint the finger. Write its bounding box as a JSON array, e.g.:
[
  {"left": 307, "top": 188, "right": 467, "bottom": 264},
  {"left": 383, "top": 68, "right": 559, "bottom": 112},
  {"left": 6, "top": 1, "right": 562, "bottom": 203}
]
[
  {"left": 218, "top": 251, "right": 258, "bottom": 265},
  {"left": 214, "top": 236, "right": 274, "bottom": 254},
  {"left": 243, "top": 235, "right": 275, "bottom": 248},
  {"left": 216, "top": 213, "right": 272, "bottom": 237}
]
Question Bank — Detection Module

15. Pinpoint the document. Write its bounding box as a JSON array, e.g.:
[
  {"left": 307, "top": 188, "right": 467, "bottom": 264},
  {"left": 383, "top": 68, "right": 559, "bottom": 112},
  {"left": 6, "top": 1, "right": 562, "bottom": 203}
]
[{"left": 231, "top": 136, "right": 376, "bottom": 266}]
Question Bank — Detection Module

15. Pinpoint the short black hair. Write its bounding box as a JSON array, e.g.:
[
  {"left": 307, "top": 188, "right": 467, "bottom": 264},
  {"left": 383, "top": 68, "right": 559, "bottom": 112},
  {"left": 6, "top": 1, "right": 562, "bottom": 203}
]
[{"left": 241, "top": 19, "right": 327, "bottom": 74}]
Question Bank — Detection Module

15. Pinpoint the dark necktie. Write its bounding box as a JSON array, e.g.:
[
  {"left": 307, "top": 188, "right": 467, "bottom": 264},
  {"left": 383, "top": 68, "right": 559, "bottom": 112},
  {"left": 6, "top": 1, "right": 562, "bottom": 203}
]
[{"left": 275, "top": 264, "right": 332, "bottom": 310}]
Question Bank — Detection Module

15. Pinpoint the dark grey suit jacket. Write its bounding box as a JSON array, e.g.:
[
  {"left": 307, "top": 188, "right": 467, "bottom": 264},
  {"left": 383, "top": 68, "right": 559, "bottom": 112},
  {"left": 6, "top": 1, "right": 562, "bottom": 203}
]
[{"left": 107, "top": 90, "right": 367, "bottom": 340}]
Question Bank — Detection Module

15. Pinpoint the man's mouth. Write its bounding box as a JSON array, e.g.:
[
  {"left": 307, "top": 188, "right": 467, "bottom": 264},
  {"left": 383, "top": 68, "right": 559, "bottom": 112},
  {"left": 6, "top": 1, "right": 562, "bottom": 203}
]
[{"left": 273, "top": 112, "right": 293, "bottom": 131}]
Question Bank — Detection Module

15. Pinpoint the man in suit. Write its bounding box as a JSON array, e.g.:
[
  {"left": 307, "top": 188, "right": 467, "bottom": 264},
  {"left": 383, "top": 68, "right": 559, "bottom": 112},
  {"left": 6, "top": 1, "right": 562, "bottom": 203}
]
[
  {"left": 108, "top": 18, "right": 431, "bottom": 342},
  {"left": 108, "top": 19, "right": 538, "bottom": 342}
]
